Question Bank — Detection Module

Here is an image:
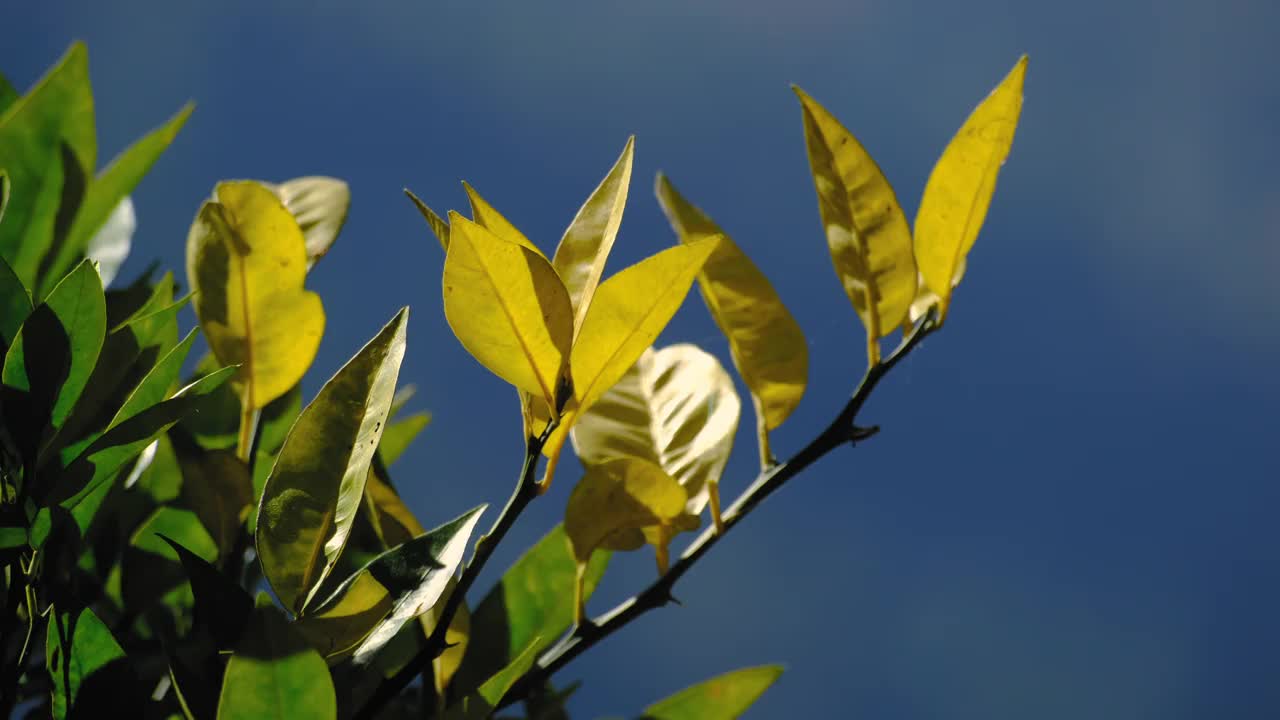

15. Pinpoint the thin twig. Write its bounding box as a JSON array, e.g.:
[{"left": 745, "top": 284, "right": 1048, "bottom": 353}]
[
  {"left": 498, "top": 311, "right": 939, "bottom": 708},
  {"left": 355, "top": 420, "right": 558, "bottom": 719}
]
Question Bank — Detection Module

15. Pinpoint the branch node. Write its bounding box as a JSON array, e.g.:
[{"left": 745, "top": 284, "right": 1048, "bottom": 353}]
[{"left": 849, "top": 425, "right": 880, "bottom": 445}]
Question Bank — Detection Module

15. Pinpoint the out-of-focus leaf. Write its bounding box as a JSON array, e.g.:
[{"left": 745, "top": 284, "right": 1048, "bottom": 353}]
[
  {"left": 655, "top": 174, "right": 806, "bottom": 466},
  {"left": 379, "top": 412, "right": 430, "bottom": 467},
  {"left": 443, "top": 213, "right": 572, "bottom": 405},
  {"left": 42, "top": 103, "right": 191, "bottom": 297},
  {"left": 564, "top": 458, "right": 691, "bottom": 621},
  {"left": 218, "top": 600, "right": 336, "bottom": 720},
  {"left": 122, "top": 506, "right": 217, "bottom": 619},
  {"left": 456, "top": 524, "right": 608, "bottom": 695},
  {"left": 404, "top": 189, "right": 449, "bottom": 250},
  {"left": 0, "top": 252, "right": 32, "bottom": 348},
  {"left": 570, "top": 238, "right": 718, "bottom": 416},
  {"left": 172, "top": 438, "right": 253, "bottom": 556},
  {"left": 295, "top": 506, "right": 484, "bottom": 664},
  {"left": 441, "top": 638, "right": 541, "bottom": 720},
  {"left": 160, "top": 534, "right": 254, "bottom": 650},
  {"left": 264, "top": 176, "right": 349, "bottom": 269},
  {"left": 84, "top": 196, "right": 133, "bottom": 287},
  {"left": 0, "top": 74, "right": 17, "bottom": 113},
  {"left": 794, "top": 86, "right": 916, "bottom": 365},
  {"left": 2, "top": 259, "right": 105, "bottom": 454},
  {"left": 257, "top": 309, "right": 408, "bottom": 615},
  {"left": 572, "top": 343, "right": 739, "bottom": 519},
  {"left": 638, "top": 665, "right": 784, "bottom": 720},
  {"left": 0, "top": 42, "right": 96, "bottom": 287},
  {"left": 461, "top": 182, "right": 541, "bottom": 256},
  {"left": 552, "top": 136, "right": 633, "bottom": 335},
  {"left": 186, "top": 180, "right": 324, "bottom": 411},
  {"left": 421, "top": 576, "right": 470, "bottom": 695},
  {"left": 364, "top": 466, "right": 424, "bottom": 547},
  {"left": 47, "top": 606, "right": 143, "bottom": 719},
  {"left": 914, "top": 56, "right": 1027, "bottom": 322}
]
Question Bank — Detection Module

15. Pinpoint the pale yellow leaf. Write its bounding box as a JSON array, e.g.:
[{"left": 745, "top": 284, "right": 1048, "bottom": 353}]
[
  {"left": 914, "top": 56, "right": 1027, "bottom": 321},
  {"left": 443, "top": 213, "right": 572, "bottom": 404},
  {"left": 461, "top": 181, "right": 544, "bottom": 257},
  {"left": 186, "top": 180, "right": 324, "bottom": 410},
  {"left": 655, "top": 173, "right": 807, "bottom": 466},
  {"left": 794, "top": 86, "right": 917, "bottom": 362},
  {"left": 571, "top": 343, "right": 739, "bottom": 517},
  {"left": 552, "top": 137, "right": 635, "bottom": 335},
  {"left": 264, "top": 176, "right": 350, "bottom": 269}
]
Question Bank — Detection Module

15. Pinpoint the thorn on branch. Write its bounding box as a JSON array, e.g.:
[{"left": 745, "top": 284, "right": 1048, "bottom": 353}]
[{"left": 849, "top": 425, "right": 880, "bottom": 445}]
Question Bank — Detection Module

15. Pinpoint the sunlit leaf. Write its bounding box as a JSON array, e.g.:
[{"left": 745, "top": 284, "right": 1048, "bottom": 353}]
[
  {"left": 573, "top": 343, "right": 739, "bottom": 524},
  {"left": 794, "top": 86, "right": 916, "bottom": 364},
  {"left": 564, "top": 458, "right": 691, "bottom": 621},
  {"left": 186, "top": 180, "right": 325, "bottom": 411},
  {"left": 218, "top": 600, "right": 336, "bottom": 720},
  {"left": 83, "top": 196, "right": 134, "bottom": 287},
  {"left": 257, "top": 309, "right": 408, "bottom": 615},
  {"left": 363, "top": 465, "right": 424, "bottom": 547},
  {"left": 443, "top": 213, "right": 572, "bottom": 404},
  {"left": 456, "top": 524, "right": 608, "bottom": 695},
  {"left": 0, "top": 42, "right": 96, "bottom": 288},
  {"left": 264, "top": 176, "right": 349, "bottom": 269},
  {"left": 552, "top": 136, "right": 634, "bottom": 334},
  {"left": 0, "top": 252, "right": 32, "bottom": 348},
  {"left": 462, "top": 181, "right": 542, "bottom": 256},
  {"left": 42, "top": 103, "right": 191, "bottom": 296},
  {"left": 638, "top": 665, "right": 784, "bottom": 720},
  {"left": 441, "top": 638, "right": 542, "bottom": 720},
  {"left": 914, "top": 56, "right": 1027, "bottom": 321},
  {"left": 421, "top": 576, "right": 470, "bottom": 695},
  {"left": 47, "top": 606, "right": 143, "bottom": 718},
  {"left": 404, "top": 189, "right": 449, "bottom": 250},
  {"left": 294, "top": 506, "right": 484, "bottom": 664}
]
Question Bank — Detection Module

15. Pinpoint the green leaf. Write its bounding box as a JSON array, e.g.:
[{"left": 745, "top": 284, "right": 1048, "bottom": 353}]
[
  {"left": 655, "top": 174, "right": 808, "bottom": 467},
  {"left": 264, "top": 176, "right": 350, "bottom": 269},
  {"left": 0, "top": 251, "right": 32, "bottom": 348},
  {"left": 257, "top": 308, "right": 408, "bottom": 615},
  {"left": 0, "top": 74, "right": 17, "bottom": 114},
  {"left": 456, "top": 524, "right": 608, "bottom": 696},
  {"left": 404, "top": 189, "right": 449, "bottom": 250},
  {"left": 0, "top": 42, "right": 96, "bottom": 288},
  {"left": 41, "top": 103, "right": 192, "bottom": 297},
  {"left": 379, "top": 412, "right": 430, "bottom": 466},
  {"left": 122, "top": 506, "right": 217, "bottom": 620},
  {"left": 47, "top": 606, "right": 143, "bottom": 719},
  {"left": 173, "top": 439, "right": 253, "bottom": 556},
  {"left": 552, "top": 136, "right": 634, "bottom": 335},
  {"left": 572, "top": 343, "right": 739, "bottom": 523},
  {"left": 914, "top": 56, "right": 1027, "bottom": 322},
  {"left": 794, "top": 86, "right": 916, "bottom": 365},
  {"left": 441, "top": 638, "right": 542, "bottom": 720},
  {"left": 295, "top": 505, "right": 485, "bottom": 664},
  {"left": 443, "top": 213, "right": 573, "bottom": 404},
  {"left": 638, "top": 665, "right": 783, "bottom": 720},
  {"left": 2, "top": 258, "right": 105, "bottom": 456},
  {"left": 187, "top": 180, "right": 325, "bottom": 411},
  {"left": 217, "top": 602, "right": 337, "bottom": 720},
  {"left": 161, "top": 534, "right": 255, "bottom": 650}
]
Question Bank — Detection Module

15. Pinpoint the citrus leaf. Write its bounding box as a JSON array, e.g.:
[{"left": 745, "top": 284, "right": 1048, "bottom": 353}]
[
  {"left": 552, "top": 136, "right": 634, "bottom": 335},
  {"left": 160, "top": 534, "right": 254, "bottom": 650},
  {"left": 264, "top": 176, "right": 349, "bottom": 269},
  {"left": 794, "top": 86, "right": 916, "bottom": 364},
  {"left": 379, "top": 412, "right": 430, "bottom": 467},
  {"left": 186, "top": 180, "right": 325, "bottom": 411},
  {"left": 461, "top": 182, "right": 542, "bottom": 256},
  {"left": 654, "top": 173, "right": 806, "bottom": 466},
  {"left": 441, "top": 638, "right": 542, "bottom": 720},
  {"left": 122, "top": 506, "right": 217, "bottom": 618},
  {"left": 572, "top": 343, "right": 739, "bottom": 518},
  {"left": 294, "top": 505, "right": 485, "bottom": 664},
  {"left": 443, "top": 213, "right": 572, "bottom": 404},
  {"left": 421, "top": 576, "right": 470, "bottom": 695},
  {"left": 0, "top": 251, "right": 32, "bottom": 348},
  {"left": 257, "top": 308, "right": 408, "bottom": 615},
  {"left": 456, "top": 523, "right": 608, "bottom": 695},
  {"left": 638, "top": 665, "right": 784, "bottom": 720},
  {"left": 217, "top": 601, "right": 336, "bottom": 720},
  {"left": 404, "top": 189, "right": 449, "bottom": 251},
  {"left": 83, "top": 196, "right": 134, "bottom": 288},
  {"left": 914, "top": 56, "right": 1027, "bottom": 321},
  {"left": 47, "top": 606, "right": 143, "bottom": 719}
]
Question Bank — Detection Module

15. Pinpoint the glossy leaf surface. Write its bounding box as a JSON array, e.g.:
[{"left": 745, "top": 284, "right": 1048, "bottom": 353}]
[{"left": 217, "top": 602, "right": 336, "bottom": 720}]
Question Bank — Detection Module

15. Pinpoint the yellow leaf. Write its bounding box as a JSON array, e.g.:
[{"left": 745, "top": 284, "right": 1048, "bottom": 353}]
[
  {"left": 563, "top": 457, "right": 689, "bottom": 623},
  {"left": 186, "top": 180, "right": 324, "bottom": 411},
  {"left": 570, "top": 237, "right": 719, "bottom": 415},
  {"left": 461, "top": 181, "right": 544, "bottom": 257},
  {"left": 443, "top": 214, "right": 573, "bottom": 404},
  {"left": 552, "top": 137, "right": 634, "bottom": 335},
  {"left": 264, "top": 176, "right": 350, "bottom": 269},
  {"left": 421, "top": 576, "right": 471, "bottom": 695},
  {"left": 571, "top": 343, "right": 739, "bottom": 526},
  {"left": 405, "top": 189, "right": 450, "bottom": 251},
  {"left": 794, "top": 86, "right": 916, "bottom": 365},
  {"left": 914, "top": 56, "right": 1027, "bottom": 322},
  {"left": 655, "top": 174, "right": 807, "bottom": 467}
]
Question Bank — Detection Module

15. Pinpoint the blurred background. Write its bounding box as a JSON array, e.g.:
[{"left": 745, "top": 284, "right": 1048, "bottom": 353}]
[{"left": 5, "top": 1, "right": 1278, "bottom": 717}]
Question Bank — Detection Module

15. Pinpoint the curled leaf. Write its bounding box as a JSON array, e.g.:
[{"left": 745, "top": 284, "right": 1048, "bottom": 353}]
[
  {"left": 914, "top": 56, "right": 1027, "bottom": 321},
  {"left": 265, "top": 176, "right": 350, "bottom": 269}
]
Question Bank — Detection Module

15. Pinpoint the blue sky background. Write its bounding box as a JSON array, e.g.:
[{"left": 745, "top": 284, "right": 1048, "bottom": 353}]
[{"left": 6, "top": 1, "right": 1279, "bottom": 717}]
